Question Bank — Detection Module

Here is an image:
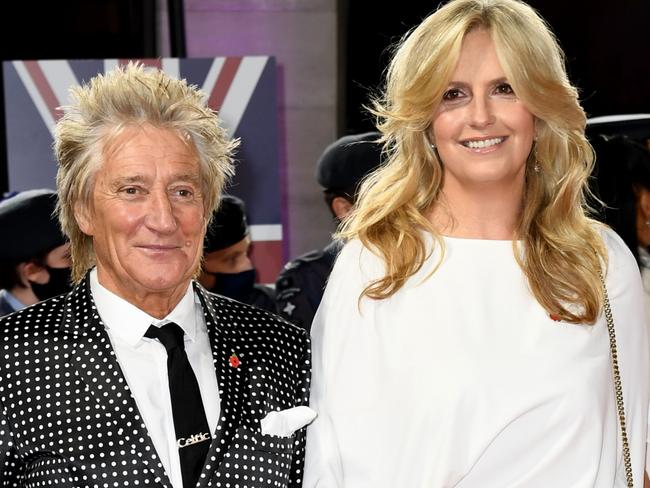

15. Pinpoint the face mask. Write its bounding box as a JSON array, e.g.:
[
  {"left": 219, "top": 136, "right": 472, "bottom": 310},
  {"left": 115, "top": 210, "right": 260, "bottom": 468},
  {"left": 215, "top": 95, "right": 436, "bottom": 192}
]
[
  {"left": 209, "top": 268, "right": 256, "bottom": 301},
  {"left": 30, "top": 266, "right": 73, "bottom": 301}
]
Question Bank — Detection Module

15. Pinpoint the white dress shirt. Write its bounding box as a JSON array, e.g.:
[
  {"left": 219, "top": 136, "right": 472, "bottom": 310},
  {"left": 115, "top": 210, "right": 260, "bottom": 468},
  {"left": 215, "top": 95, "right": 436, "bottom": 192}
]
[
  {"left": 304, "top": 228, "right": 649, "bottom": 488},
  {"left": 90, "top": 269, "right": 220, "bottom": 488}
]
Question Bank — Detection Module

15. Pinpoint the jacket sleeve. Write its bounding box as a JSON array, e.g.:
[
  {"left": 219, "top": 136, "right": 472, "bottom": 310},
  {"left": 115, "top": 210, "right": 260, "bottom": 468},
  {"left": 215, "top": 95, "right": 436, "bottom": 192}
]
[
  {"left": 0, "top": 400, "right": 24, "bottom": 486},
  {"left": 287, "top": 332, "right": 312, "bottom": 488},
  {"left": 275, "top": 264, "right": 320, "bottom": 331}
]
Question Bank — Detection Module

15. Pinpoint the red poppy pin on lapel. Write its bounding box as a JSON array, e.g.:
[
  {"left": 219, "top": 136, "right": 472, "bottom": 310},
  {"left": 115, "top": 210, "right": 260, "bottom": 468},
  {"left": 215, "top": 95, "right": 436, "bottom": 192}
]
[
  {"left": 549, "top": 313, "right": 561, "bottom": 322},
  {"left": 229, "top": 353, "right": 241, "bottom": 368}
]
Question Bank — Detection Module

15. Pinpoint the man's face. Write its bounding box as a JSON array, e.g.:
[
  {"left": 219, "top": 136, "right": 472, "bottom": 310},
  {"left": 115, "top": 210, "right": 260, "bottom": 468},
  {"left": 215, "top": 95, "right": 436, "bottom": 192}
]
[
  {"left": 76, "top": 125, "right": 206, "bottom": 302},
  {"left": 44, "top": 242, "right": 72, "bottom": 269},
  {"left": 199, "top": 236, "right": 253, "bottom": 290}
]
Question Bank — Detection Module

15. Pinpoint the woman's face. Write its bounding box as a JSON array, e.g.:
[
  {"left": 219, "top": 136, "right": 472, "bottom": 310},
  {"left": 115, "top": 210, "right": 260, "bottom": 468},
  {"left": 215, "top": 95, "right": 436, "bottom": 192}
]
[{"left": 432, "top": 28, "right": 535, "bottom": 195}]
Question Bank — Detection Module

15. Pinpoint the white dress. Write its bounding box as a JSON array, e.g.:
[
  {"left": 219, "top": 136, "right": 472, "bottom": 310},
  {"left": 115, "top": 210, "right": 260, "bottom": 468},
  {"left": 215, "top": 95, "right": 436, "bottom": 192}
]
[{"left": 303, "top": 228, "right": 649, "bottom": 488}]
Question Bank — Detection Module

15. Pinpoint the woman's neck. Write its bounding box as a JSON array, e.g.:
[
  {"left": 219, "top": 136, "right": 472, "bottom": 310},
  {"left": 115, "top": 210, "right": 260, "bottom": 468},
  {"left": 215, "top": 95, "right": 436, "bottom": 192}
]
[{"left": 428, "top": 183, "right": 523, "bottom": 240}]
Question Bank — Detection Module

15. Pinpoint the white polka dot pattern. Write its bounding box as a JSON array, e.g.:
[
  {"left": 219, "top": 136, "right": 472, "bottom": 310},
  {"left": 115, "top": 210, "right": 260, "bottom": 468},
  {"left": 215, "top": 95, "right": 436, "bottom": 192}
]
[{"left": 0, "top": 276, "right": 311, "bottom": 488}]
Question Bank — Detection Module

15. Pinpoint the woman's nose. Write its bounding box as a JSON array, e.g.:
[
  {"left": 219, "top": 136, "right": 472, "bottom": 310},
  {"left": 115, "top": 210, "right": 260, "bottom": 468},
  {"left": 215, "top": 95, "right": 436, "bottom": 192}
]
[{"left": 467, "top": 94, "right": 495, "bottom": 128}]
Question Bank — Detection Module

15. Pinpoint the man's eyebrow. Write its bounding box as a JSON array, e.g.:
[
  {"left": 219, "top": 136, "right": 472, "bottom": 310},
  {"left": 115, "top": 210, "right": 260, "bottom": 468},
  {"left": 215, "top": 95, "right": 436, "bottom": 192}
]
[
  {"left": 110, "top": 175, "right": 147, "bottom": 187},
  {"left": 171, "top": 173, "right": 202, "bottom": 184}
]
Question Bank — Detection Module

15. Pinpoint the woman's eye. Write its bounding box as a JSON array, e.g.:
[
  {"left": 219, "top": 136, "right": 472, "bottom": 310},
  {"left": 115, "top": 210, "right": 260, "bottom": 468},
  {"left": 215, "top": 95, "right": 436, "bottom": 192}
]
[
  {"left": 442, "top": 88, "right": 463, "bottom": 101},
  {"left": 495, "top": 83, "right": 514, "bottom": 95}
]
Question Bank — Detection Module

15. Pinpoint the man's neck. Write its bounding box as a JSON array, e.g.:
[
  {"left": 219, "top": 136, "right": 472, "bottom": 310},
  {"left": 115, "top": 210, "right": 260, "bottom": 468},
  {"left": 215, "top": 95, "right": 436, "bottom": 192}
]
[{"left": 8, "top": 285, "right": 39, "bottom": 307}]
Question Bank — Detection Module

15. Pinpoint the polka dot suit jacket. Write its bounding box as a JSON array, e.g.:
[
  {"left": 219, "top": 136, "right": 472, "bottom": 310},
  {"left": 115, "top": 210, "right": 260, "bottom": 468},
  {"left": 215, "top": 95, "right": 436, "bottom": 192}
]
[{"left": 0, "top": 275, "right": 311, "bottom": 488}]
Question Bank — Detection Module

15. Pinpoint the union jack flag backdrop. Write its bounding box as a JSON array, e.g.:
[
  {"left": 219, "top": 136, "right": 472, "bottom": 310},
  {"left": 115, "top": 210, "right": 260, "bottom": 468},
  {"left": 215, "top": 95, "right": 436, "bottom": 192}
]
[{"left": 2, "top": 57, "right": 283, "bottom": 283}]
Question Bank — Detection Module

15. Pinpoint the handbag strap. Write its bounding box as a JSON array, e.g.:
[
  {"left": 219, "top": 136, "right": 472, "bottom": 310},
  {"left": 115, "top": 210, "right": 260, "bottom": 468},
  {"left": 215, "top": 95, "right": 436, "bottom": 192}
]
[{"left": 599, "top": 269, "right": 634, "bottom": 487}]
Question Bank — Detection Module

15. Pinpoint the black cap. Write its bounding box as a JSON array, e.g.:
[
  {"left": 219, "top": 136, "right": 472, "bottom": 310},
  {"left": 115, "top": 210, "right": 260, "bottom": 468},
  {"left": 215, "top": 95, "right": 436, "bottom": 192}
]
[
  {"left": 204, "top": 195, "right": 248, "bottom": 253},
  {"left": 316, "top": 132, "right": 384, "bottom": 194},
  {"left": 587, "top": 114, "right": 650, "bottom": 143},
  {"left": 0, "top": 189, "right": 67, "bottom": 262}
]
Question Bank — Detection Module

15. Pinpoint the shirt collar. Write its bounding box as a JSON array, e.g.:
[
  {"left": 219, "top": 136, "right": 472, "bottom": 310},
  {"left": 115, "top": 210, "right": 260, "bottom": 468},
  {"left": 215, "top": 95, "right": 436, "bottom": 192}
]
[
  {"left": 0, "top": 289, "right": 26, "bottom": 312},
  {"left": 89, "top": 268, "right": 197, "bottom": 346}
]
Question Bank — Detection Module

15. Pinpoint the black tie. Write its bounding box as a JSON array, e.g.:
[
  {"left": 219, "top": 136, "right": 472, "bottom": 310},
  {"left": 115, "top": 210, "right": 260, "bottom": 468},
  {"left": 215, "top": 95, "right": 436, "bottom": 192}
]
[{"left": 145, "top": 322, "right": 211, "bottom": 488}]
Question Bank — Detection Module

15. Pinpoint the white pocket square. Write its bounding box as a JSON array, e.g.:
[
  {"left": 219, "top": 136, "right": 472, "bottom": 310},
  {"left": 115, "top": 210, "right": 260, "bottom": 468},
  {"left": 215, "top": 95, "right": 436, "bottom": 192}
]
[{"left": 260, "top": 406, "right": 317, "bottom": 437}]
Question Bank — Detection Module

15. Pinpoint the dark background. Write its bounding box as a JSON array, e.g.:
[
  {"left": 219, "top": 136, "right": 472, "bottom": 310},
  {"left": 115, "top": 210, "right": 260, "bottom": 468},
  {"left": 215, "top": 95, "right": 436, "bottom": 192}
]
[
  {"left": 0, "top": 0, "right": 157, "bottom": 194},
  {"left": 1, "top": 0, "right": 649, "bottom": 193},
  {"left": 342, "top": 0, "right": 650, "bottom": 134}
]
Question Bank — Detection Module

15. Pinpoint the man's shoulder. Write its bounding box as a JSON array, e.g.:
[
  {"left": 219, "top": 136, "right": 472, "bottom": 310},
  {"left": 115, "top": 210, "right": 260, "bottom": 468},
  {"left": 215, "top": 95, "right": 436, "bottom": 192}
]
[
  {"left": 202, "top": 288, "right": 308, "bottom": 341},
  {"left": 0, "top": 294, "right": 68, "bottom": 348},
  {"left": 0, "top": 292, "right": 16, "bottom": 317},
  {"left": 276, "top": 241, "right": 342, "bottom": 288}
]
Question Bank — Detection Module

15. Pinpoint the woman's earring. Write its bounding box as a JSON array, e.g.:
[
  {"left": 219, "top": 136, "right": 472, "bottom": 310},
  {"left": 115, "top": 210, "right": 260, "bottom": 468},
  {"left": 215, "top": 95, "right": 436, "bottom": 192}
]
[
  {"left": 531, "top": 140, "right": 541, "bottom": 173},
  {"left": 430, "top": 143, "right": 436, "bottom": 150}
]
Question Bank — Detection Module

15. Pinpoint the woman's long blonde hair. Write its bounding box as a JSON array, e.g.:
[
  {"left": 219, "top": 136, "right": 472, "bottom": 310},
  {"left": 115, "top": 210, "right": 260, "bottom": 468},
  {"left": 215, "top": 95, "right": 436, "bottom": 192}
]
[{"left": 339, "top": 0, "right": 606, "bottom": 324}]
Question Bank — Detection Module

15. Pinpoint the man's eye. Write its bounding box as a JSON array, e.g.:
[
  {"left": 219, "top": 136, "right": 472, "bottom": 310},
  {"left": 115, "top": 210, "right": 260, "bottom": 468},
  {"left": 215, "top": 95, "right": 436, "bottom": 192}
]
[
  {"left": 123, "top": 187, "right": 139, "bottom": 195},
  {"left": 175, "top": 188, "right": 194, "bottom": 198}
]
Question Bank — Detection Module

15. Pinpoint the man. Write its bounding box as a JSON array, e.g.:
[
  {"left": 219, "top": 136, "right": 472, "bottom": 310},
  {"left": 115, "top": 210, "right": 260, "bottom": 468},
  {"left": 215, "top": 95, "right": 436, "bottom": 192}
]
[
  {"left": 275, "top": 132, "right": 384, "bottom": 330},
  {"left": 0, "top": 63, "right": 312, "bottom": 488},
  {"left": 199, "top": 194, "right": 276, "bottom": 312},
  {"left": 0, "top": 189, "right": 72, "bottom": 316}
]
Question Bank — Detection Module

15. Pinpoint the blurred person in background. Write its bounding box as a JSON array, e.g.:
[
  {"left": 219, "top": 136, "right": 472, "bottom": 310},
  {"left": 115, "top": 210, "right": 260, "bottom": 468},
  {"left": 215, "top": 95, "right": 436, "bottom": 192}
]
[
  {"left": 0, "top": 188, "right": 72, "bottom": 316},
  {"left": 199, "top": 194, "right": 276, "bottom": 312},
  {"left": 275, "top": 132, "right": 384, "bottom": 330},
  {"left": 591, "top": 134, "right": 650, "bottom": 312}
]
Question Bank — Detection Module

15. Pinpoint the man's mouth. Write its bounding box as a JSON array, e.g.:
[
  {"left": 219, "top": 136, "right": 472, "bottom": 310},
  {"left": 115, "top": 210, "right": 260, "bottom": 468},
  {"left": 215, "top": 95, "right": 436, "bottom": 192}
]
[{"left": 139, "top": 244, "right": 180, "bottom": 251}]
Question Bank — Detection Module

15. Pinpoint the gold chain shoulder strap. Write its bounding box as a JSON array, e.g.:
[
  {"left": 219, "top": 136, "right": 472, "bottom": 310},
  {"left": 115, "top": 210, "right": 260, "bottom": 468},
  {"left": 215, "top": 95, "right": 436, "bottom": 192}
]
[{"left": 599, "top": 269, "right": 634, "bottom": 487}]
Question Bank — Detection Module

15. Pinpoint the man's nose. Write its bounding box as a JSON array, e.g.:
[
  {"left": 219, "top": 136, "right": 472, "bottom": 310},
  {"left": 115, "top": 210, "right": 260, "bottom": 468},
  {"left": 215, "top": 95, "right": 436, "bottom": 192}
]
[{"left": 145, "top": 190, "right": 178, "bottom": 233}]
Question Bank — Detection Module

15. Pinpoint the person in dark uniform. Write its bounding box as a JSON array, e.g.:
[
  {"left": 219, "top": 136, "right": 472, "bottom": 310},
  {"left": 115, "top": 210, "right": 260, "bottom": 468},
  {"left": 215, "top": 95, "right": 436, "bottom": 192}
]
[
  {"left": 0, "top": 189, "right": 72, "bottom": 317},
  {"left": 275, "top": 132, "right": 384, "bottom": 330},
  {"left": 199, "top": 194, "right": 276, "bottom": 312}
]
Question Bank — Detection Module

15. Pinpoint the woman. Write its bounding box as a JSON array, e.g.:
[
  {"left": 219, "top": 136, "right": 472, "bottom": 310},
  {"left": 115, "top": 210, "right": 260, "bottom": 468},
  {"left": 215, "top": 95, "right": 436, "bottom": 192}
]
[{"left": 303, "top": 0, "right": 648, "bottom": 486}]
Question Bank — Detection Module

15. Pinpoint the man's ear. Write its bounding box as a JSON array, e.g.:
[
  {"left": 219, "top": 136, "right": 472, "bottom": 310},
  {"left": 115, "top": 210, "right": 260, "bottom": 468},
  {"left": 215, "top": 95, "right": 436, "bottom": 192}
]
[
  {"left": 74, "top": 201, "right": 94, "bottom": 236},
  {"left": 22, "top": 261, "right": 49, "bottom": 285},
  {"left": 331, "top": 196, "right": 354, "bottom": 220}
]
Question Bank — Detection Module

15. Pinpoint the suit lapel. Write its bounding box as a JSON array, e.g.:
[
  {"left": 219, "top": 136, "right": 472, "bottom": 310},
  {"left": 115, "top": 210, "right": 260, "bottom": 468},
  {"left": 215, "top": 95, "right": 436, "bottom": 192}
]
[
  {"left": 194, "top": 284, "right": 249, "bottom": 487},
  {"left": 61, "top": 276, "right": 171, "bottom": 488}
]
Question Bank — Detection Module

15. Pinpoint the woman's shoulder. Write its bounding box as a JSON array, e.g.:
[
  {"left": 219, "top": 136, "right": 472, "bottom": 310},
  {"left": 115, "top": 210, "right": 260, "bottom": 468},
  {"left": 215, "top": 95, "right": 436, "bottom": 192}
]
[
  {"left": 598, "top": 225, "right": 635, "bottom": 264},
  {"left": 596, "top": 224, "right": 641, "bottom": 288},
  {"left": 325, "top": 238, "right": 387, "bottom": 294},
  {"left": 337, "top": 238, "right": 384, "bottom": 270}
]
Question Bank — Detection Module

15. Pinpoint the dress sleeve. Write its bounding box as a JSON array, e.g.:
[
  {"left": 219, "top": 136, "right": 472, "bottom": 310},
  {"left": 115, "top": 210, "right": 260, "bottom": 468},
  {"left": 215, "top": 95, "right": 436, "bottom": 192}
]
[
  {"left": 601, "top": 228, "right": 650, "bottom": 485},
  {"left": 302, "top": 240, "right": 376, "bottom": 488}
]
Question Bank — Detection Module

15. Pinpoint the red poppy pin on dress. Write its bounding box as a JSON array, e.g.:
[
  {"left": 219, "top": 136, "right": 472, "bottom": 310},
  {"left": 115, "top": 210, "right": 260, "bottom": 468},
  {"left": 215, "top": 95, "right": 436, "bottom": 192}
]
[{"left": 229, "top": 353, "right": 241, "bottom": 368}]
